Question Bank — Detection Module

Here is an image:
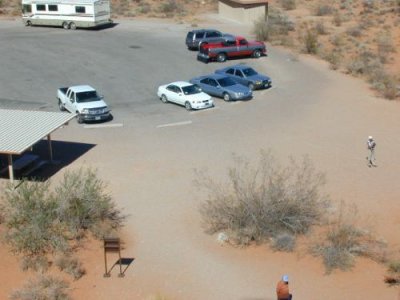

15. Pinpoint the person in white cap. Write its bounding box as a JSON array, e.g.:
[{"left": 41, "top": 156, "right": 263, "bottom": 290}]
[
  {"left": 366, "top": 136, "right": 377, "bottom": 167},
  {"left": 276, "top": 274, "right": 292, "bottom": 300}
]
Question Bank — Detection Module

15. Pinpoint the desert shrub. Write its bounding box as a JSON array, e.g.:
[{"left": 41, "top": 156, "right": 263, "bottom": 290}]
[
  {"left": 1, "top": 168, "right": 125, "bottom": 272},
  {"left": 137, "top": 3, "right": 151, "bottom": 14},
  {"left": 376, "top": 31, "right": 395, "bottom": 63},
  {"left": 312, "top": 203, "right": 386, "bottom": 273},
  {"left": 346, "top": 26, "right": 363, "bottom": 37},
  {"left": 196, "top": 150, "right": 330, "bottom": 246},
  {"left": 158, "top": 0, "right": 183, "bottom": 16},
  {"left": 55, "top": 255, "right": 85, "bottom": 280},
  {"left": 253, "top": 9, "right": 294, "bottom": 41},
  {"left": 315, "top": 3, "right": 335, "bottom": 16},
  {"left": 346, "top": 47, "right": 381, "bottom": 76},
  {"left": 332, "top": 12, "right": 342, "bottom": 26},
  {"left": 385, "top": 261, "right": 400, "bottom": 285},
  {"left": 10, "top": 275, "right": 70, "bottom": 300},
  {"left": 54, "top": 168, "right": 126, "bottom": 240},
  {"left": 1, "top": 181, "right": 68, "bottom": 257},
  {"left": 300, "top": 26, "right": 319, "bottom": 54},
  {"left": 324, "top": 50, "right": 342, "bottom": 70},
  {"left": 369, "top": 70, "right": 398, "bottom": 100},
  {"left": 315, "top": 21, "right": 328, "bottom": 35},
  {"left": 271, "top": 232, "right": 296, "bottom": 252},
  {"left": 281, "top": 0, "right": 296, "bottom": 10},
  {"left": 21, "top": 256, "right": 50, "bottom": 272}
]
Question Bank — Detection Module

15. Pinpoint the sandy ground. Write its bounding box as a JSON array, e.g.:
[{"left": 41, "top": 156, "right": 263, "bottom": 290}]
[{"left": 1, "top": 16, "right": 400, "bottom": 300}]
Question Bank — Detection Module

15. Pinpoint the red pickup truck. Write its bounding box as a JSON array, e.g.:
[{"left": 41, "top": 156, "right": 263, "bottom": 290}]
[{"left": 197, "top": 35, "right": 266, "bottom": 63}]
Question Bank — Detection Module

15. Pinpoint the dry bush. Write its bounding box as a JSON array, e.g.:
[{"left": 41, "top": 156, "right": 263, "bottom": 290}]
[
  {"left": 21, "top": 256, "right": 50, "bottom": 273},
  {"left": 281, "top": 0, "right": 296, "bottom": 10},
  {"left": 314, "top": 3, "right": 335, "bottom": 16},
  {"left": 300, "top": 25, "right": 319, "bottom": 54},
  {"left": 385, "top": 260, "right": 400, "bottom": 285},
  {"left": 323, "top": 50, "right": 342, "bottom": 70},
  {"left": 369, "top": 70, "right": 398, "bottom": 100},
  {"left": 346, "top": 26, "right": 363, "bottom": 37},
  {"left": 196, "top": 150, "right": 330, "bottom": 246},
  {"left": 332, "top": 12, "right": 343, "bottom": 26},
  {"left": 158, "top": 0, "right": 185, "bottom": 17},
  {"left": 10, "top": 275, "right": 70, "bottom": 300},
  {"left": 376, "top": 31, "right": 395, "bottom": 64},
  {"left": 1, "top": 168, "right": 126, "bottom": 273},
  {"left": 54, "top": 168, "right": 126, "bottom": 240},
  {"left": 55, "top": 255, "right": 86, "bottom": 280},
  {"left": 1, "top": 181, "right": 69, "bottom": 257},
  {"left": 271, "top": 232, "right": 296, "bottom": 252},
  {"left": 315, "top": 21, "right": 328, "bottom": 35},
  {"left": 253, "top": 9, "right": 294, "bottom": 42},
  {"left": 312, "top": 203, "right": 386, "bottom": 273},
  {"left": 346, "top": 47, "right": 380, "bottom": 75}
]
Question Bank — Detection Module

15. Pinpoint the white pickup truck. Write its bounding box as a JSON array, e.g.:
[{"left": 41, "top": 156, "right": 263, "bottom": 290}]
[{"left": 57, "top": 85, "right": 110, "bottom": 123}]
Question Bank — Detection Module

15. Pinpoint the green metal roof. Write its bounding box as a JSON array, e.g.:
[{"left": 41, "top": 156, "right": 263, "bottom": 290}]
[{"left": 0, "top": 109, "right": 76, "bottom": 155}]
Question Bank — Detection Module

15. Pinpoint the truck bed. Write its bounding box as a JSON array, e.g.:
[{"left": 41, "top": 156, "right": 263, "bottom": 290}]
[{"left": 58, "top": 87, "right": 69, "bottom": 95}]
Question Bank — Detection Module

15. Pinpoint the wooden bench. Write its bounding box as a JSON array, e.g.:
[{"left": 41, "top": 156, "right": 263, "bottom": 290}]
[{"left": 13, "top": 154, "right": 39, "bottom": 172}]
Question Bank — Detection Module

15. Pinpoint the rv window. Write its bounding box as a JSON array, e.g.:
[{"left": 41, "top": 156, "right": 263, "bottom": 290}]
[
  {"left": 48, "top": 5, "right": 58, "bottom": 11},
  {"left": 75, "top": 6, "right": 86, "bottom": 13},
  {"left": 36, "top": 4, "right": 46, "bottom": 11},
  {"left": 22, "top": 4, "right": 32, "bottom": 13}
]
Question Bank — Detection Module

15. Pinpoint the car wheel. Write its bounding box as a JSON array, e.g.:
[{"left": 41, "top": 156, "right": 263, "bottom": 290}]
[
  {"left": 223, "top": 92, "right": 231, "bottom": 102},
  {"left": 69, "top": 22, "right": 76, "bottom": 30},
  {"left": 77, "top": 114, "right": 84, "bottom": 124},
  {"left": 62, "top": 22, "right": 69, "bottom": 30},
  {"left": 216, "top": 52, "right": 227, "bottom": 63},
  {"left": 25, "top": 20, "right": 32, "bottom": 27},
  {"left": 185, "top": 101, "right": 192, "bottom": 111},
  {"left": 248, "top": 83, "right": 255, "bottom": 91},
  {"left": 253, "top": 49, "right": 262, "bottom": 58},
  {"left": 58, "top": 99, "right": 65, "bottom": 111},
  {"left": 161, "top": 94, "right": 168, "bottom": 103}
]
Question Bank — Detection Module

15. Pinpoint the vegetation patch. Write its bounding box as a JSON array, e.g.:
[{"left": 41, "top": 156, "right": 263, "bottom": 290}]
[
  {"left": 10, "top": 275, "right": 70, "bottom": 300},
  {"left": 312, "top": 203, "right": 386, "bottom": 273},
  {"left": 196, "top": 150, "right": 330, "bottom": 247}
]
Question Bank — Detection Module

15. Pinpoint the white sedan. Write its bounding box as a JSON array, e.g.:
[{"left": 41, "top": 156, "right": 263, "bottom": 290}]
[{"left": 157, "top": 81, "right": 214, "bottom": 110}]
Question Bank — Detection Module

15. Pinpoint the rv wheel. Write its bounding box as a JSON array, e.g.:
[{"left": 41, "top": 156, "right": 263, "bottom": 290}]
[
  {"left": 69, "top": 22, "right": 76, "bottom": 30},
  {"left": 25, "top": 20, "right": 32, "bottom": 27},
  {"left": 62, "top": 22, "right": 69, "bottom": 30}
]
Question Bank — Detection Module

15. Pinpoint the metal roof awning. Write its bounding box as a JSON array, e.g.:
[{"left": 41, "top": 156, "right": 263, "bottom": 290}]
[{"left": 0, "top": 109, "right": 76, "bottom": 182}]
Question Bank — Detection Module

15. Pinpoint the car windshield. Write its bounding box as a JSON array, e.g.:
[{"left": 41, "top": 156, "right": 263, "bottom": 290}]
[
  {"left": 217, "top": 77, "right": 236, "bottom": 87},
  {"left": 182, "top": 85, "right": 201, "bottom": 95},
  {"left": 76, "top": 91, "right": 100, "bottom": 103},
  {"left": 242, "top": 68, "right": 258, "bottom": 77}
]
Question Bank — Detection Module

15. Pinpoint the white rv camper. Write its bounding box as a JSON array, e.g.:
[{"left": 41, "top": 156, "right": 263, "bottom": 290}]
[{"left": 22, "top": 0, "right": 112, "bottom": 29}]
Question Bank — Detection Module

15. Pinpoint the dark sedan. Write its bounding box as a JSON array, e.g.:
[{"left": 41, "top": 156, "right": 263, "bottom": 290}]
[
  {"left": 215, "top": 64, "right": 272, "bottom": 90},
  {"left": 190, "top": 73, "right": 252, "bottom": 101}
]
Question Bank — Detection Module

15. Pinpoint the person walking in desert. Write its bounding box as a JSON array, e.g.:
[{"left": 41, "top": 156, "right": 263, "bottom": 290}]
[{"left": 366, "top": 136, "right": 377, "bottom": 167}]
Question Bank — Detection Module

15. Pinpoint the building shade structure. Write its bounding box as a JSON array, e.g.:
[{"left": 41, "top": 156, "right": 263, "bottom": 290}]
[
  {"left": 218, "top": 0, "right": 269, "bottom": 24},
  {"left": 0, "top": 109, "right": 75, "bottom": 182}
]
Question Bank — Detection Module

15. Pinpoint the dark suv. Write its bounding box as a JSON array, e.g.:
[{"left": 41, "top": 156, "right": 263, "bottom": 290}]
[{"left": 185, "top": 29, "right": 224, "bottom": 50}]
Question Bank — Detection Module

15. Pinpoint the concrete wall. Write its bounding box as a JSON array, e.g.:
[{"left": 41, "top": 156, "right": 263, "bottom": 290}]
[{"left": 218, "top": 0, "right": 267, "bottom": 24}]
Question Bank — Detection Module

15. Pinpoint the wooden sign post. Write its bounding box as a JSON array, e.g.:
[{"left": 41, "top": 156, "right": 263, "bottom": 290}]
[{"left": 103, "top": 237, "right": 124, "bottom": 277}]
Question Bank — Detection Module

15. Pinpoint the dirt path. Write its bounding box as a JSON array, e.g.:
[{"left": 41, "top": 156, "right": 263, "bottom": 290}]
[{"left": 1, "top": 16, "right": 400, "bottom": 300}]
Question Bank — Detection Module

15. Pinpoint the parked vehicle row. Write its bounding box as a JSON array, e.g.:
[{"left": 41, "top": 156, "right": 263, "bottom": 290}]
[
  {"left": 157, "top": 64, "right": 272, "bottom": 111},
  {"left": 56, "top": 28, "right": 271, "bottom": 123}
]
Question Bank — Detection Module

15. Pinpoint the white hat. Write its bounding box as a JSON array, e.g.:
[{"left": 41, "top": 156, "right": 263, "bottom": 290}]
[
  {"left": 368, "top": 136, "right": 373, "bottom": 140},
  {"left": 282, "top": 275, "right": 289, "bottom": 282}
]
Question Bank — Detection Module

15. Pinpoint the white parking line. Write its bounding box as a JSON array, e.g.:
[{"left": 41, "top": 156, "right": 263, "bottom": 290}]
[
  {"left": 190, "top": 106, "right": 219, "bottom": 114},
  {"left": 157, "top": 120, "right": 192, "bottom": 128},
  {"left": 84, "top": 123, "right": 124, "bottom": 129}
]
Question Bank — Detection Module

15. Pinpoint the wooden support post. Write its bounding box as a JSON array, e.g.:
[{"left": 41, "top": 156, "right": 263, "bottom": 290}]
[
  {"left": 8, "top": 154, "right": 14, "bottom": 183},
  {"left": 47, "top": 134, "right": 53, "bottom": 163}
]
